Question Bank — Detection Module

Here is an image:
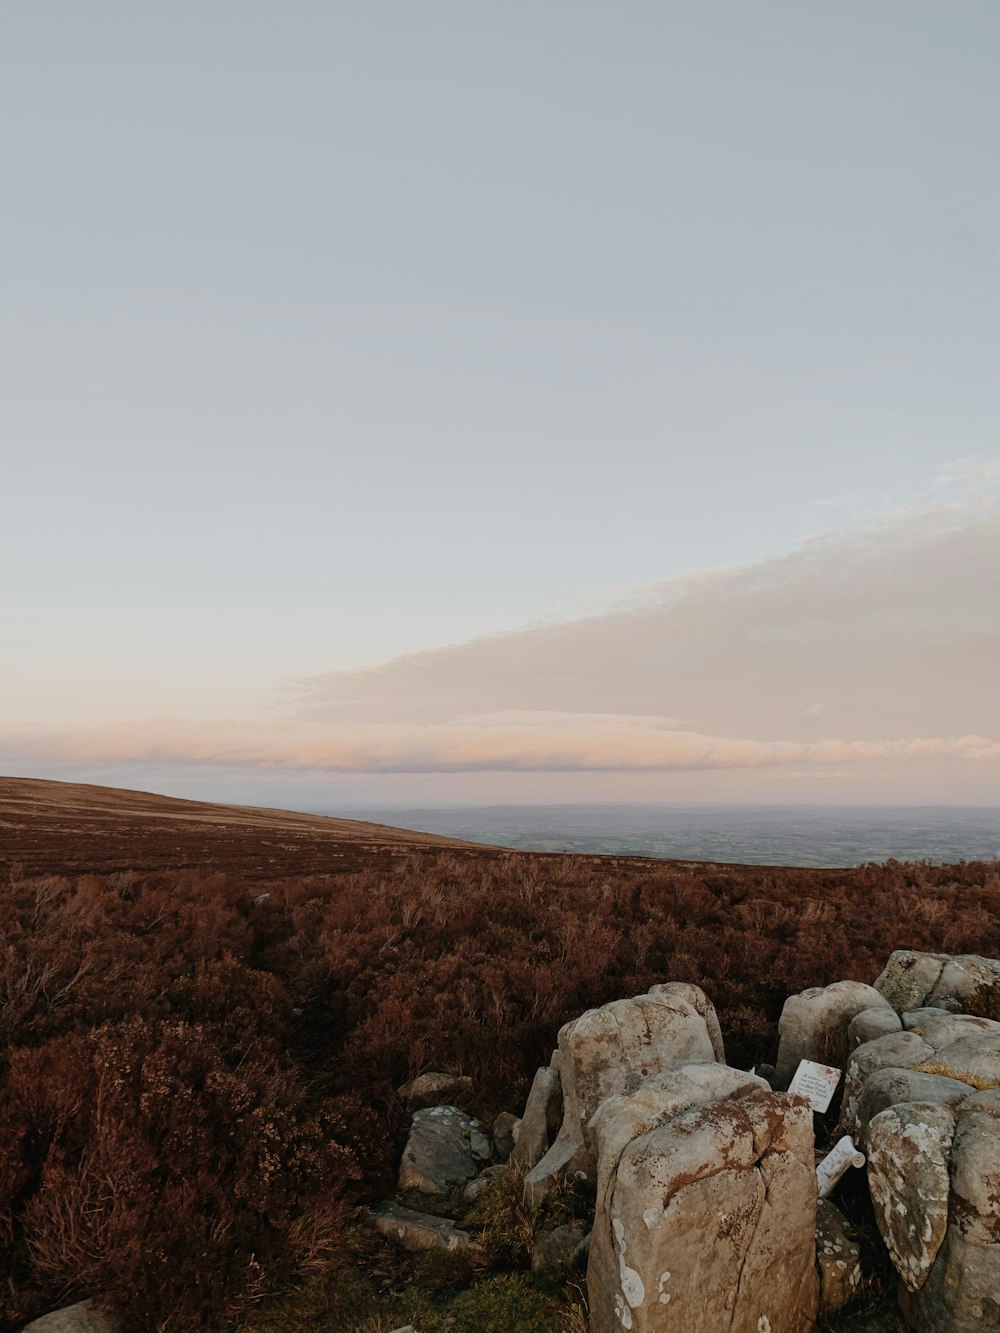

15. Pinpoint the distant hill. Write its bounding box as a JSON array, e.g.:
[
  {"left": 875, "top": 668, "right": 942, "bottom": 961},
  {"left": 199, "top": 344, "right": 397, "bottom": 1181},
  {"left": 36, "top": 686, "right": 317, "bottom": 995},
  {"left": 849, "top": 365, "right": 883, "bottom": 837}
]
[{"left": 0, "top": 775, "right": 487, "bottom": 880}]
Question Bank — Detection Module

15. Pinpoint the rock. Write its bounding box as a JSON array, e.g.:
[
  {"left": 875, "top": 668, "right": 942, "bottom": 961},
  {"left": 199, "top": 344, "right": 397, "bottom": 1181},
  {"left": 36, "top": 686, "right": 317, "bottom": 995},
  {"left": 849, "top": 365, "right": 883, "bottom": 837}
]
[
  {"left": 839, "top": 1032, "right": 935, "bottom": 1137},
  {"left": 398, "top": 1072, "right": 473, "bottom": 1107},
  {"left": 370, "top": 1200, "right": 483, "bottom": 1256},
  {"left": 510, "top": 1065, "right": 562, "bottom": 1171},
  {"left": 524, "top": 988, "right": 719, "bottom": 1204},
  {"left": 587, "top": 1062, "right": 818, "bottom": 1333},
  {"left": 853, "top": 1066, "right": 972, "bottom": 1145},
  {"left": 847, "top": 1006, "right": 902, "bottom": 1049},
  {"left": 875, "top": 950, "right": 1000, "bottom": 1017},
  {"left": 774, "top": 980, "right": 892, "bottom": 1088},
  {"left": 531, "top": 1222, "right": 590, "bottom": 1274},
  {"left": 462, "top": 1163, "right": 505, "bottom": 1203},
  {"left": 19, "top": 1306, "right": 116, "bottom": 1332},
  {"left": 398, "top": 1105, "right": 492, "bottom": 1195},
  {"left": 867, "top": 1102, "right": 957, "bottom": 1291},
  {"left": 901, "top": 1006, "right": 954, "bottom": 1030},
  {"left": 649, "top": 982, "right": 726, "bottom": 1063},
  {"left": 870, "top": 1090, "right": 1000, "bottom": 1331},
  {"left": 815, "top": 1199, "right": 863, "bottom": 1316},
  {"left": 756, "top": 1062, "right": 776, "bottom": 1086},
  {"left": 492, "top": 1111, "right": 520, "bottom": 1161}
]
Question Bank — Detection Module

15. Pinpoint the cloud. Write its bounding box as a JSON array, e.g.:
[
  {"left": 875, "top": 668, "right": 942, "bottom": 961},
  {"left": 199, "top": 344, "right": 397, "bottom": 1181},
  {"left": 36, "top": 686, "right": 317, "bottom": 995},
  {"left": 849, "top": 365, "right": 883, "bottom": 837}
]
[
  {"left": 2, "top": 716, "right": 998, "bottom": 774},
  {"left": 4, "top": 480, "right": 997, "bottom": 795}
]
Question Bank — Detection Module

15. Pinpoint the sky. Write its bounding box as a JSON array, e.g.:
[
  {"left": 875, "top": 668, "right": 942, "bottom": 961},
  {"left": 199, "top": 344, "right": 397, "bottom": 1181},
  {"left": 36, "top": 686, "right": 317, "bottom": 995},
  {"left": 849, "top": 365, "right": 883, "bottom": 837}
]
[{"left": 3, "top": 2, "right": 999, "bottom": 808}]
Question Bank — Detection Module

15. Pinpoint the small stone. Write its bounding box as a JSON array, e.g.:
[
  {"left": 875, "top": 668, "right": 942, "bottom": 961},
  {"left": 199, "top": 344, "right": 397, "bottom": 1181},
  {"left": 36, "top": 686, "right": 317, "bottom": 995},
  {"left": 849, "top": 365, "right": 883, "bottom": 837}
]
[
  {"left": 530, "top": 1222, "right": 589, "bottom": 1274},
  {"left": 815, "top": 1199, "right": 863, "bottom": 1316},
  {"left": 492, "top": 1111, "right": 520, "bottom": 1161},
  {"left": 370, "top": 1200, "right": 483, "bottom": 1256},
  {"left": 398, "top": 1072, "right": 473, "bottom": 1107}
]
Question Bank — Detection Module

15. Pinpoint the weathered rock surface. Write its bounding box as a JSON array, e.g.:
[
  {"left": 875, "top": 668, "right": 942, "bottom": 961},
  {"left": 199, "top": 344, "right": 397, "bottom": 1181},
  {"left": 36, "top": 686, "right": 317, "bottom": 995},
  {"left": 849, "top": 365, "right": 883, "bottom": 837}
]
[
  {"left": 587, "top": 1062, "right": 818, "bottom": 1333},
  {"left": 510, "top": 1065, "right": 562, "bottom": 1171},
  {"left": 839, "top": 1032, "right": 936, "bottom": 1137},
  {"left": 774, "top": 980, "right": 892, "bottom": 1088},
  {"left": 872, "top": 1090, "right": 1000, "bottom": 1332},
  {"left": 901, "top": 1006, "right": 953, "bottom": 1030},
  {"left": 530, "top": 1222, "right": 589, "bottom": 1274},
  {"left": 524, "top": 987, "right": 719, "bottom": 1204},
  {"left": 847, "top": 1006, "right": 902, "bottom": 1049},
  {"left": 649, "top": 981, "right": 726, "bottom": 1062},
  {"left": 19, "top": 1305, "right": 116, "bottom": 1333},
  {"left": 398, "top": 1105, "right": 491, "bottom": 1195},
  {"left": 875, "top": 949, "right": 1000, "bottom": 1017},
  {"left": 867, "top": 1102, "right": 956, "bottom": 1291},
  {"left": 491, "top": 1110, "right": 520, "bottom": 1161},
  {"left": 853, "top": 1066, "right": 972, "bottom": 1144},
  {"left": 398, "top": 1071, "right": 473, "bottom": 1107},
  {"left": 815, "top": 1199, "right": 862, "bottom": 1316},
  {"left": 370, "top": 1200, "right": 483, "bottom": 1256}
]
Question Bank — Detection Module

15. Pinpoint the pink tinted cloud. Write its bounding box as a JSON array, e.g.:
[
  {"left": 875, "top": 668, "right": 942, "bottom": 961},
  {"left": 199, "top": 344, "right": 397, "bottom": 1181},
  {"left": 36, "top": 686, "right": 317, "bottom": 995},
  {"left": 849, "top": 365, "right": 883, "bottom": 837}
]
[{"left": 2, "top": 714, "right": 998, "bottom": 773}]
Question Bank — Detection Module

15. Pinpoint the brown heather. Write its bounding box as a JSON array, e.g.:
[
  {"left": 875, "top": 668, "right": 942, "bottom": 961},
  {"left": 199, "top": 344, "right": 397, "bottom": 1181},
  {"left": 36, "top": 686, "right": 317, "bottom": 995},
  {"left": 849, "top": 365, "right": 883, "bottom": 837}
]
[{"left": 1, "top": 841, "right": 999, "bottom": 1329}]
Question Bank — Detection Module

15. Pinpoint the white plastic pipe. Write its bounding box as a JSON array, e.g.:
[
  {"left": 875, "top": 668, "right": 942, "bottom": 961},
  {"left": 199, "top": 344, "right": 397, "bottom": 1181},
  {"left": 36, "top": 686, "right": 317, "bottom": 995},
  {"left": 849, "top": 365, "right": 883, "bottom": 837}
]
[{"left": 816, "top": 1134, "right": 866, "bottom": 1198}]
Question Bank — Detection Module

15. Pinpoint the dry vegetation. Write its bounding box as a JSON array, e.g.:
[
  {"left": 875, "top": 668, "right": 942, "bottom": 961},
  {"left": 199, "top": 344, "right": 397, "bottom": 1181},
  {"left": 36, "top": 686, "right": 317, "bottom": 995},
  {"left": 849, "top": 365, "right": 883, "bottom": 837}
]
[{"left": 1, "top": 778, "right": 998, "bottom": 1330}]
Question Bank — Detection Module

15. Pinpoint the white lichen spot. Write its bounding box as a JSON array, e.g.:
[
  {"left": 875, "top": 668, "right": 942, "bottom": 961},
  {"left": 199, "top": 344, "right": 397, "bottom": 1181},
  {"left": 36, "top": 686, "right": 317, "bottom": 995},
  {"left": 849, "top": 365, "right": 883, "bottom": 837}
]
[
  {"left": 614, "top": 1293, "right": 633, "bottom": 1329},
  {"left": 612, "top": 1218, "right": 627, "bottom": 1251},
  {"left": 643, "top": 1205, "right": 663, "bottom": 1229},
  {"left": 758, "top": 1318, "right": 772, "bottom": 1333}
]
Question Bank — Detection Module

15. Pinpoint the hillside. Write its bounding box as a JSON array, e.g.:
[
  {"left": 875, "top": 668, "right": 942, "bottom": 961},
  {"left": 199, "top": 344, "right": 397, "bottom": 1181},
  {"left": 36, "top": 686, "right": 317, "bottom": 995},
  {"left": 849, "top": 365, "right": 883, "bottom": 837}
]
[
  {"left": 0, "top": 775, "right": 486, "bottom": 880},
  {"left": 2, "top": 779, "right": 999, "bottom": 1330}
]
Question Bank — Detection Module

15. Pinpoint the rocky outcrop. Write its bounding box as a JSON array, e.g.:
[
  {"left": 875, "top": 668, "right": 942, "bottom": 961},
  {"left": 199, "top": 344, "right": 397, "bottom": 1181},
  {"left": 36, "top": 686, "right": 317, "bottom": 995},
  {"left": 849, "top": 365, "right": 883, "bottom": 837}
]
[
  {"left": 398, "top": 1105, "right": 492, "bottom": 1195},
  {"left": 398, "top": 1071, "right": 473, "bottom": 1107},
  {"left": 19, "top": 1305, "right": 116, "bottom": 1332},
  {"left": 524, "top": 987, "right": 720, "bottom": 1204},
  {"left": 587, "top": 1062, "right": 819, "bottom": 1333},
  {"left": 815, "top": 1199, "right": 862, "bottom": 1317},
  {"left": 371, "top": 1200, "right": 484, "bottom": 1256},
  {"left": 875, "top": 950, "right": 1000, "bottom": 1017},
  {"left": 774, "top": 980, "right": 892, "bottom": 1087}
]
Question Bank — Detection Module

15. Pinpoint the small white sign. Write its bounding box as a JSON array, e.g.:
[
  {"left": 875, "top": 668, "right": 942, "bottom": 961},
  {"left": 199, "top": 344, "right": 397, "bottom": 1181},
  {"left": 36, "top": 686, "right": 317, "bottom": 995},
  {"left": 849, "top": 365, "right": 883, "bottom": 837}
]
[{"left": 787, "top": 1059, "right": 842, "bottom": 1113}]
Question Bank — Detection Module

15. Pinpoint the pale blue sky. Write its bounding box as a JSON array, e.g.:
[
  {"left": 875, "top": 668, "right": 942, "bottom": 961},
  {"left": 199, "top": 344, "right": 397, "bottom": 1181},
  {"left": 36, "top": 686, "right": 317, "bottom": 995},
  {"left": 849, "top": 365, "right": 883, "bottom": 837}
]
[{"left": 3, "top": 3, "right": 999, "bottom": 802}]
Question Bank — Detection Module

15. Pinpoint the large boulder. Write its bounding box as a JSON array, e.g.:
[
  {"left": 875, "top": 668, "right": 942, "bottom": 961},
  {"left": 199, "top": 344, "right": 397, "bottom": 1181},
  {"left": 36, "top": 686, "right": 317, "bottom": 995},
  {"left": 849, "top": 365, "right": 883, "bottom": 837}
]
[
  {"left": 774, "top": 980, "right": 892, "bottom": 1088},
  {"left": 398, "top": 1105, "right": 492, "bottom": 1195},
  {"left": 510, "top": 1065, "right": 562, "bottom": 1171},
  {"left": 524, "top": 987, "right": 719, "bottom": 1204},
  {"left": 870, "top": 1091, "right": 1000, "bottom": 1332},
  {"left": 19, "top": 1306, "right": 116, "bottom": 1333},
  {"left": 867, "top": 1102, "right": 956, "bottom": 1291},
  {"left": 875, "top": 950, "right": 1000, "bottom": 1017},
  {"left": 587, "top": 1062, "right": 818, "bottom": 1333}
]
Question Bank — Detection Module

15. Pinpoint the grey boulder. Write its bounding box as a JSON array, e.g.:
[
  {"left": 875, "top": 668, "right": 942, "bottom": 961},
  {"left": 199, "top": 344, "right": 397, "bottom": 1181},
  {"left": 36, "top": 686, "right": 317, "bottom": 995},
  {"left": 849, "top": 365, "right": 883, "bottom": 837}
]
[
  {"left": 398, "top": 1104, "right": 492, "bottom": 1195},
  {"left": 875, "top": 949, "right": 1000, "bottom": 1016}
]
